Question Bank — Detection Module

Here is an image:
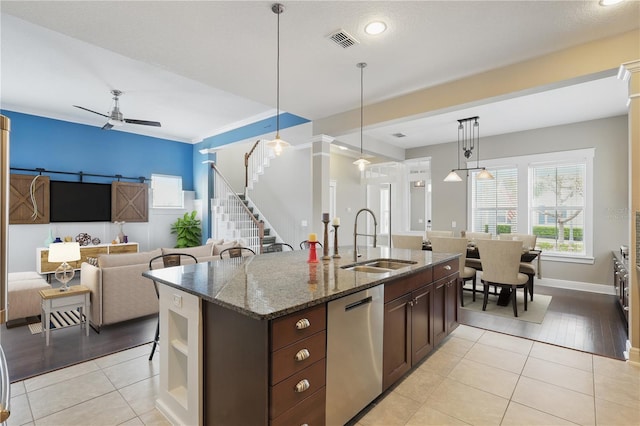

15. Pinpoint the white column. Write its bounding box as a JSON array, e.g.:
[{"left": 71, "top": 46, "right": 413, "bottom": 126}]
[
  {"left": 311, "top": 135, "right": 334, "bottom": 233},
  {"left": 619, "top": 60, "right": 640, "bottom": 365}
]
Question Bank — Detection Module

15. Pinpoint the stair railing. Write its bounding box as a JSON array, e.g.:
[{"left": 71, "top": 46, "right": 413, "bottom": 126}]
[
  {"left": 244, "top": 139, "right": 272, "bottom": 194},
  {"left": 211, "top": 163, "right": 264, "bottom": 254}
]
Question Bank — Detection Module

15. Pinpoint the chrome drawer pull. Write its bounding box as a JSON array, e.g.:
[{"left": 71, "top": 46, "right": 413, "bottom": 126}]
[
  {"left": 295, "top": 349, "right": 310, "bottom": 361},
  {"left": 295, "top": 379, "right": 310, "bottom": 393},
  {"left": 295, "top": 318, "right": 310, "bottom": 330},
  {"left": 444, "top": 265, "right": 452, "bottom": 270}
]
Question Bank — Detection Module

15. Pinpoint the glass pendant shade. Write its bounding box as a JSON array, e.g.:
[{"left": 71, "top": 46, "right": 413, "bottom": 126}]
[
  {"left": 266, "top": 134, "right": 290, "bottom": 156},
  {"left": 353, "top": 157, "right": 370, "bottom": 171},
  {"left": 443, "top": 170, "right": 463, "bottom": 182}
]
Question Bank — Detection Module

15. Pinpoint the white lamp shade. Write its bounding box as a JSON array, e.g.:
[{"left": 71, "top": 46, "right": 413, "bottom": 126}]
[
  {"left": 477, "top": 168, "right": 495, "bottom": 180},
  {"left": 48, "top": 242, "right": 81, "bottom": 262},
  {"left": 444, "top": 170, "right": 463, "bottom": 182}
]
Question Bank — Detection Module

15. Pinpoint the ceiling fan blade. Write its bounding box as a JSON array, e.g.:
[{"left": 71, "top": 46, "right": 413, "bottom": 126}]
[
  {"left": 124, "top": 118, "right": 161, "bottom": 127},
  {"left": 101, "top": 122, "right": 114, "bottom": 130},
  {"left": 73, "top": 105, "right": 109, "bottom": 118}
]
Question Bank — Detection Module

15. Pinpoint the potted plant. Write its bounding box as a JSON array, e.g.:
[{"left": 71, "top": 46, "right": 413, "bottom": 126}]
[{"left": 171, "top": 211, "right": 202, "bottom": 248}]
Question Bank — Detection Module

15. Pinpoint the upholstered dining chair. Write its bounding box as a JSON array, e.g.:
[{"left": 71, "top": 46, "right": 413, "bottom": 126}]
[
  {"left": 430, "top": 237, "right": 478, "bottom": 306},
  {"left": 263, "top": 242, "right": 294, "bottom": 253},
  {"left": 220, "top": 246, "right": 256, "bottom": 258},
  {"left": 147, "top": 253, "right": 198, "bottom": 361},
  {"left": 464, "top": 231, "right": 492, "bottom": 271},
  {"left": 299, "top": 240, "right": 323, "bottom": 250},
  {"left": 499, "top": 233, "right": 538, "bottom": 301},
  {"left": 475, "top": 240, "right": 529, "bottom": 317},
  {"left": 426, "top": 230, "right": 454, "bottom": 241},
  {"left": 391, "top": 234, "right": 424, "bottom": 250}
]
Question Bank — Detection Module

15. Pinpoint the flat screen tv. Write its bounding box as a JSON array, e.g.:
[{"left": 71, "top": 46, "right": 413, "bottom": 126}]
[{"left": 50, "top": 181, "right": 112, "bottom": 222}]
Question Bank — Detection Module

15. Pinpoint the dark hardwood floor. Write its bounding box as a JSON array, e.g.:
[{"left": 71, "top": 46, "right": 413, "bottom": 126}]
[
  {"left": 459, "top": 285, "right": 628, "bottom": 360},
  {"left": 1, "top": 314, "right": 156, "bottom": 383},
  {"left": 1, "top": 284, "right": 628, "bottom": 384}
]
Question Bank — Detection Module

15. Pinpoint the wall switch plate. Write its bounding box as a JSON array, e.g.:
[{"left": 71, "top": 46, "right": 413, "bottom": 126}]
[
  {"left": 301, "top": 220, "right": 308, "bottom": 227},
  {"left": 173, "top": 294, "right": 182, "bottom": 308},
  {"left": 452, "top": 221, "right": 457, "bottom": 228}
]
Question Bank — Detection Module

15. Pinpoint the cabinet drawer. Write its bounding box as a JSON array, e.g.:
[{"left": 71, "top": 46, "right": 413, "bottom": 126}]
[
  {"left": 384, "top": 267, "right": 432, "bottom": 303},
  {"left": 271, "top": 304, "right": 326, "bottom": 351},
  {"left": 50, "top": 294, "right": 85, "bottom": 308},
  {"left": 270, "top": 359, "right": 326, "bottom": 419},
  {"left": 271, "top": 386, "right": 326, "bottom": 426},
  {"left": 433, "top": 258, "right": 458, "bottom": 281},
  {"left": 271, "top": 330, "right": 326, "bottom": 385}
]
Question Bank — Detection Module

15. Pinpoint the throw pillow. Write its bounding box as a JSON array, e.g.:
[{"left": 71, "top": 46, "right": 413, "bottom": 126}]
[
  {"left": 213, "top": 240, "right": 238, "bottom": 255},
  {"left": 86, "top": 257, "right": 98, "bottom": 266}
]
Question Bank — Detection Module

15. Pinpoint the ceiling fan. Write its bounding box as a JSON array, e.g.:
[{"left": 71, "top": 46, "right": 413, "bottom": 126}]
[{"left": 73, "top": 89, "right": 161, "bottom": 130}]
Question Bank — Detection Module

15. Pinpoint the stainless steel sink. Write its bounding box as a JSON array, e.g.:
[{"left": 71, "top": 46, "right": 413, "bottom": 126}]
[
  {"left": 365, "top": 260, "right": 416, "bottom": 269},
  {"left": 341, "top": 258, "right": 417, "bottom": 273},
  {"left": 348, "top": 265, "right": 390, "bottom": 273}
]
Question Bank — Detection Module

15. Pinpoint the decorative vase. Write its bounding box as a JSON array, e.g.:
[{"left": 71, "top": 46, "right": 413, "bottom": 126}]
[{"left": 44, "top": 229, "right": 54, "bottom": 247}]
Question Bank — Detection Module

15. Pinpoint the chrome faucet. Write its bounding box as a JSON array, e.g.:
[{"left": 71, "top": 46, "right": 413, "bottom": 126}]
[{"left": 353, "top": 208, "right": 378, "bottom": 261}]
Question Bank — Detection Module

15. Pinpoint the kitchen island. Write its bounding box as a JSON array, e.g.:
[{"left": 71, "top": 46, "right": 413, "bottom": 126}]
[{"left": 144, "top": 246, "right": 459, "bottom": 426}]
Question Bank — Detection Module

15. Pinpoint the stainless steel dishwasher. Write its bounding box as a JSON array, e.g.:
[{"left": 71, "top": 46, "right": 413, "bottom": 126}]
[{"left": 326, "top": 285, "right": 383, "bottom": 425}]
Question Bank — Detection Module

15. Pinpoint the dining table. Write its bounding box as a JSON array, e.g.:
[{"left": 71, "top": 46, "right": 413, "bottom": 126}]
[{"left": 423, "top": 242, "right": 542, "bottom": 306}]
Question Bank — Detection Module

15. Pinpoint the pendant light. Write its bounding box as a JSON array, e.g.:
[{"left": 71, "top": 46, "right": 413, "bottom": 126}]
[
  {"left": 353, "top": 62, "right": 370, "bottom": 171},
  {"left": 444, "top": 116, "right": 494, "bottom": 182},
  {"left": 266, "top": 3, "right": 290, "bottom": 156}
]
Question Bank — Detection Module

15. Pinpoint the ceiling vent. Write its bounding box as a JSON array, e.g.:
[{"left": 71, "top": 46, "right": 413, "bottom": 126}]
[
  {"left": 327, "top": 29, "right": 359, "bottom": 48},
  {"left": 392, "top": 133, "right": 407, "bottom": 138}
]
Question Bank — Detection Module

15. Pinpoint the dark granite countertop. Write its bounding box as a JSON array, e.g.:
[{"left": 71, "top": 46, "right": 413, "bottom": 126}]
[{"left": 143, "top": 246, "right": 457, "bottom": 320}]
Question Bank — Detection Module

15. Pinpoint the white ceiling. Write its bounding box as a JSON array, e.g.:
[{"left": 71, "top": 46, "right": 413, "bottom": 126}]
[{"left": 1, "top": 1, "right": 638, "bottom": 154}]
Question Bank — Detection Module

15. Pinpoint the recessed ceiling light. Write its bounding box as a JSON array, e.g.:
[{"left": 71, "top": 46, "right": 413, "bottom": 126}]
[
  {"left": 599, "top": 0, "right": 624, "bottom": 6},
  {"left": 365, "top": 21, "right": 387, "bottom": 35}
]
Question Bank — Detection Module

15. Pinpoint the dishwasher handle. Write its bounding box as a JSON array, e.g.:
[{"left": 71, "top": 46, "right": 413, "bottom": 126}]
[{"left": 345, "top": 296, "right": 372, "bottom": 312}]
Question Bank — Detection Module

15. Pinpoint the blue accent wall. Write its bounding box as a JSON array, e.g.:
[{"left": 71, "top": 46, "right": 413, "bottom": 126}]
[
  {"left": 2, "top": 110, "right": 194, "bottom": 188},
  {"left": 3, "top": 109, "right": 309, "bottom": 243}
]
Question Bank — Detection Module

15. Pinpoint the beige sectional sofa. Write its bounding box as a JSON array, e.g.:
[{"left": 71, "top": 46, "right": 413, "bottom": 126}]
[{"left": 81, "top": 240, "right": 239, "bottom": 330}]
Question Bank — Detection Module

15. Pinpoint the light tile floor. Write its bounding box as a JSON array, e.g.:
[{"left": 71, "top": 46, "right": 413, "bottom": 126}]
[
  {"left": 7, "top": 326, "right": 639, "bottom": 426},
  {"left": 358, "top": 325, "right": 640, "bottom": 426}
]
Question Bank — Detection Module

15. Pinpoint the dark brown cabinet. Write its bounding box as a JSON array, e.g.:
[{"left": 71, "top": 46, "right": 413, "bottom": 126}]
[
  {"left": 203, "top": 302, "right": 326, "bottom": 426},
  {"left": 383, "top": 292, "right": 412, "bottom": 390},
  {"left": 433, "top": 274, "right": 458, "bottom": 346},
  {"left": 382, "top": 261, "right": 457, "bottom": 391}
]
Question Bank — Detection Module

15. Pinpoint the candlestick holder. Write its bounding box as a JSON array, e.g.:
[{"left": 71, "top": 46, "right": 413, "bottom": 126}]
[
  {"left": 332, "top": 225, "right": 340, "bottom": 258},
  {"left": 307, "top": 241, "right": 319, "bottom": 263},
  {"left": 322, "top": 218, "right": 331, "bottom": 260}
]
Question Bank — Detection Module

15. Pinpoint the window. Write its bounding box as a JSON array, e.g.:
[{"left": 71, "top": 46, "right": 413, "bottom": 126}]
[
  {"left": 151, "top": 174, "right": 184, "bottom": 208},
  {"left": 468, "top": 148, "right": 593, "bottom": 262},
  {"left": 471, "top": 167, "right": 518, "bottom": 235},
  {"left": 530, "top": 162, "right": 586, "bottom": 256}
]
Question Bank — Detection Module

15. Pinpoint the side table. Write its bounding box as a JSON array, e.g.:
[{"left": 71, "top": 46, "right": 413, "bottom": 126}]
[{"left": 39, "top": 285, "right": 90, "bottom": 346}]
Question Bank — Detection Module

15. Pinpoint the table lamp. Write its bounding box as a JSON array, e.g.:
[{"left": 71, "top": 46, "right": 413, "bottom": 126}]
[{"left": 48, "top": 242, "right": 81, "bottom": 291}]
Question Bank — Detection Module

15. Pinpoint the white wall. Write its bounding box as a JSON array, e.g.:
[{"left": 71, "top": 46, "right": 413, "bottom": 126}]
[
  {"left": 8, "top": 191, "right": 197, "bottom": 272},
  {"left": 214, "top": 123, "right": 314, "bottom": 248},
  {"left": 407, "top": 115, "right": 629, "bottom": 286}
]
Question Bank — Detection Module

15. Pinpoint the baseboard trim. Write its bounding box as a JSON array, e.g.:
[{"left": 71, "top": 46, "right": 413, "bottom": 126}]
[{"left": 536, "top": 277, "right": 615, "bottom": 295}]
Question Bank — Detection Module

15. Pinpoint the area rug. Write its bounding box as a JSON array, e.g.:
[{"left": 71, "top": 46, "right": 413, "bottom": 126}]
[
  {"left": 27, "top": 309, "right": 85, "bottom": 334},
  {"left": 460, "top": 290, "right": 552, "bottom": 323}
]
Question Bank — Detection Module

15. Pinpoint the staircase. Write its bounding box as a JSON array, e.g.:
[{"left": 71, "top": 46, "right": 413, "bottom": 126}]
[
  {"left": 210, "top": 163, "right": 279, "bottom": 253},
  {"left": 238, "top": 194, "right": 276, "bottom": 247}
]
